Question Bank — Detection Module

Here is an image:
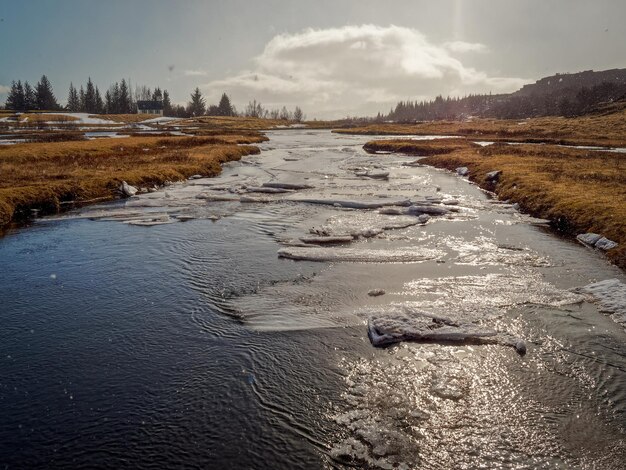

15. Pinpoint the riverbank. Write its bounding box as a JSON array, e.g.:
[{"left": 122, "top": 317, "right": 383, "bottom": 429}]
[
  {"left": 0, "top": 134, "right": 265, "bottom": 228},
  {"left": 363, "top": 138, "right": 626, "bottom": 269},
  {"left": 335, "top": 108, "right": 626, "bottom": 148}
]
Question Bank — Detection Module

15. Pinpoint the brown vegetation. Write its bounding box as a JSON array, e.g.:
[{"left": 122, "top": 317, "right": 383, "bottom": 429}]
[
  {"left": 0, "top": 134, "right": 264, "bottom": 228},
  {"left": 335, "top": 109, "right": 626, "bottom": 148},
  {"left": 91, "top": 114, "right": 157, "bottom": 123},
  {"left": 363, "top": 138, "right": 478, "bottom": 155},
  {"left": 18, "top": 113, "right": 79, "bottom": 123},
  {"left": 364, "top": 137, "right": 626, "bottom": 268}
]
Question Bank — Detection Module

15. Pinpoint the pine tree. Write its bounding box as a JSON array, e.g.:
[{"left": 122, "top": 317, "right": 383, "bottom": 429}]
[
  {"left": 95, "top": 86, "right": 104, "bottom": 114},
  {"left": 35, "top": 75, "right": 59, "bottom": 110},
  {"left": 104, "top": 89, "right": 113, "bottom": 114},
  {"left": 162, "top": 90, "right": 172, "bottom": 116},
  {"left": 118, "top": 79, "right": 130, "bottom": 114},
  {"left": 5, "top": 80, "right": 25, "bottom": 110},
  {"left": 187, "top": 87, "right": 206, "bottom": 116},
  {"left": 23, "top": 81, "right": 36, "bottom": 110},
  {"left": 67, "top": 83, "right": 80, "bottom": 111},
  {"left": 79, "top": 86, "right": 86, "bottom": 112},
  {"left": 84, "top": 78, "right": 97, "bottom": 113},
  {"left": 152, "top": 87, "right": 163, "bottom": 101},
  {"left": 217, "top": 93, "right": 233, "bottom": 116}
]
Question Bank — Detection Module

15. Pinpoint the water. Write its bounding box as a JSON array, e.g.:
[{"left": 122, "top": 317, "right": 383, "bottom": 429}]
[{"left": 1, "top": 130, "right": 625, "bottom": 469}]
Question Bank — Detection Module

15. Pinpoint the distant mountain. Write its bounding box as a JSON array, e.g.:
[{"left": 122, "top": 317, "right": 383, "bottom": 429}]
[
  {"left": 387, "top": 68, "right": 626, "bottom": 121},
  {"left": 513, "top": 68, "right": 626, "bottom": 97}
]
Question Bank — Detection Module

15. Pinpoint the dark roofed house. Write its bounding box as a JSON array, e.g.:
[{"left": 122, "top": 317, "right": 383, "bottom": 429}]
[{"left": 137, "top": 100, "right": 164, "bottom": 116}]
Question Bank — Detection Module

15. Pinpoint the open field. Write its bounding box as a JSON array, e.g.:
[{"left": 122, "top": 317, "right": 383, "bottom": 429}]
[
  {"left": 364, "top": 138, "right": 626, "bottom": 268},
  {"left": 335, "top": 109, "right": 626, "bottom": 148},
  {"left": 0, "top": 133, "right": 265, "bottom": 228}
]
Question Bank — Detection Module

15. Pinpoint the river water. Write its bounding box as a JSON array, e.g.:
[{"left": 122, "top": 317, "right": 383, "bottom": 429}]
[{"left": 1, "top": 130, "right": 625, "bottom": 469}]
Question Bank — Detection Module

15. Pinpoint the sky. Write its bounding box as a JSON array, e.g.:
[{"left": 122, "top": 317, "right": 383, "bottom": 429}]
[{"left": 1, "top": 0, "right": 625, "bottom": 118}]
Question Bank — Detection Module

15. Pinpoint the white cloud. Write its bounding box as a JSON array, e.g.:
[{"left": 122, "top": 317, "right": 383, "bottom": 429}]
[
  {"left": 443, "top": 41, "right": 489, "bottom": 53},
  {"left": 184, "top": 69, "right": 208, "bottom": 77},
  {"left": 0, "top": 84, "right": 10, "bottom": 94},
  {"left": 201, "top": 25, "right": 528, "bottom": 118}
]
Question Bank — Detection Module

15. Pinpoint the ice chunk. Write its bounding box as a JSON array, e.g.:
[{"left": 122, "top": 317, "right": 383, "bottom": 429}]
[
  {"left": 367, "top": 311, "right": 497, "bottom": 347},
  {"left": 573, "top": 278, "right": 626, "bottom": 327},
  {"left": 595, "top": 237, "right": 618, "bottom": 250},
  {"left": 577, "top": 233, "right": 602, "bottom": 246},
  {"left": 278, "top": 246, "right": 442, "bottom": 263}
]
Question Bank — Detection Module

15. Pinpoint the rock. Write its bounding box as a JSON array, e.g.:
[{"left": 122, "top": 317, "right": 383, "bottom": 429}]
[
  {"left": 262, "top": 182, "right": 314, "bottom": 190},
  {"left": 595, "top": 237, "right": 618, "bottom": 250},
  {"left": 456, "top": 167, "right": 469, "bottom": 176},
  {"left": 485, "top": 170, "right": 502, "bottom": 182},
  {"left": 417, "top": 214, "right": 430, "bottom": 224},
  {"left": 442, "top": 199, "right": 460, "bottom": 205},
  {"left": 368, "top": 289, "right": 386, "bottom": 297},
  {"left": 576, "top": 233, "right": 602, "bottom": 246},
  {"left": 514, "top": 340, "right": 527, "bottom": 355},
  {"left": 119, "top": 181, "right": 138, "bottom": 197},
  {"left": 188, "top": 174, "right": 203, "bottom": 180}
]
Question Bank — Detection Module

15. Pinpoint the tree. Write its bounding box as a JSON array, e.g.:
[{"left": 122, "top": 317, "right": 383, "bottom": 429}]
[
  {"left": 135, "top": 85, "right": 151, "bottom": 101},
  {"left": 162, "top": 90, "right": 172, "bottom": 116},
  {"left": 95, "top": 86, "right": 104, "bottom": 114},
  {"left": 23, "top": 81, "right": 36, "bottom": 110},
  {"left": 84, "top": 77, "right": 97, "bottom": 113},
  {"left": 104, "top": 89, "right": 113, "bottom": 114},
  {"left": 279, "top": 106, "right": 291, "bottom": 120},
  {"left": 118, "top": 79, "right": 131, "bottom": 113},
  {"left": 187, "top": 87, "right": 206, "bottom": 116},
  {"left": 5, "top": 80, "right": 25, "bottom": 110},
  {"left": 35, "top": 75, "right": 59, "bottom": 110},
  {"left": 67, "top": 83, "right": 80, "bottom": 111},
  {"left": 79, "top": 86, "right": 86, "bottom": 112},
  {"left": 217, "top": 93, "right": 234, "bottom": 116},
  {"left": 152, "top": 87, "right": 163, "bottom": 101},
  {"left": 293, "top": 106, "right": 304, "bottom": 122},
  {"left": 244, "top": 99, "right": 264, "bottom": 118}
]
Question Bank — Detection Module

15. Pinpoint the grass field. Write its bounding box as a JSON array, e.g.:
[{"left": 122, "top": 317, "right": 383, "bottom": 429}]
[
  {"left": 363, "top": 137, "right": 626, "bottom": 268},
  {"left": 0, "top": 133, "right": 265, "bottom": 228},
  {"left": 335, "top": 109, "right": 626, "bottom": 148}
]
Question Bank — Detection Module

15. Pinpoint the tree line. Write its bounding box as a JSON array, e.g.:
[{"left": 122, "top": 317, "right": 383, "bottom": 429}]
[
  {"left": 4, "top": 76, "right": 305, "bottom": 122},
  {"left": 387, "top": 81, "right": 626, "bottom": 121},
  {"left": 185, "top": 87, "right": 304, "bottom": 122}
]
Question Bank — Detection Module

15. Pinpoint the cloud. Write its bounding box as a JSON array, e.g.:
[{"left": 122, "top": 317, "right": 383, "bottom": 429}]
[
  {"left": 443, "top": 41, "right": 488, "bottom": 53},
  {"left": 184, "top": 69, "right": 208, "bottom": 76},
  {"left": 0, "top": 84, "right": 10, "bottom": 94},
  {"left": 201, "top": 25, "right": 528, "bottom": 118}
]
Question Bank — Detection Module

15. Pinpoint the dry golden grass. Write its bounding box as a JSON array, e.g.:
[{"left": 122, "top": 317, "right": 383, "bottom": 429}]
[
  {"left": 365, "top": 137, "right": 626, "bottom": 268},
  {"left": 19, "top": 113, "right": 79, "bottom": 123},
  {"left": 335, "top": 109, "right": 626, "bottom": 147},
  {"left": 363, "top": 138, "right": 478, "bottom": 155},
  {"left": 92, "top": 114, "right": 158, "bottom": 123},
  {"left": 0, "top": 134, "right": 264, "bottom": 228}
]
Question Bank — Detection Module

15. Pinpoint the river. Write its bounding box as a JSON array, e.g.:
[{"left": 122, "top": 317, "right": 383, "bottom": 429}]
[{"left": 1, "top": 130, "right": 625, "bottom": 469}]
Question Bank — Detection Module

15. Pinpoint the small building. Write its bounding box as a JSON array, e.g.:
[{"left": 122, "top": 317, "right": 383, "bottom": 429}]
[{"left": 136, "top": 100, "right": 164, "bottom": 115}]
